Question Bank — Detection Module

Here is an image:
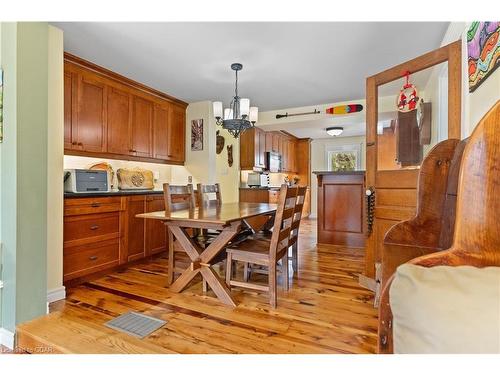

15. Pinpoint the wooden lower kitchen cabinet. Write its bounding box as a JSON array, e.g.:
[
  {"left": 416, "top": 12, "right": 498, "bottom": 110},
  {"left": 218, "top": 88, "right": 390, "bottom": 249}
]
[
  {"left": 63, "top": 193, "right": 167, "bottom": 283},
  {"left": 314, "top": 171, "right": 366, "bottom": 247}
]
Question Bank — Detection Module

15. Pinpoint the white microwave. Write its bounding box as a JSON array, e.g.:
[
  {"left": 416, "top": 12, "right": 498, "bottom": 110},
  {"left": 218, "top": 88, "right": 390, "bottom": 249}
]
[{"left": 265, "top": 152, "right": 281, "bottom": 173}]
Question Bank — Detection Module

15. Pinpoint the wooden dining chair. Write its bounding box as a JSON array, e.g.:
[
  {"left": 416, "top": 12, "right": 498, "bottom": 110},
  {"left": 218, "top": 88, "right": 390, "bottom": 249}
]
[
  {"left": 163, "top": 183, "right": 196, "bottom": 286},
  {"left": 225, "top": 185, "right": 299, "bottom": 308},
  {"left": 250, "top": 185, "right": 308, "bottom": 277},
  {"left": 196, "top": 183, "right": 222, "bottom": 207}
]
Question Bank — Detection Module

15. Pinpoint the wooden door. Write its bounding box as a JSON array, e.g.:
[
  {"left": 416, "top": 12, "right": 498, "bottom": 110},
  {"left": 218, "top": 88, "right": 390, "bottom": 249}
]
[
  {"left": 145, "top": 196, "right": 167, "bottom": 255},
  {"left": 74, "top": 74, "right": 107, "bottom": 152},
  {"left": 288, "top": 139, "right": 297, "bottom": 173},
  {"left": 256, "top": 127, "right": 266, "bottom": 168},
  {"left": 239, "top": 127, "right": 256, "bottom": 170},
  {"left": 107, "top": 87, "right": 132, "bottom": 155},
  {"left": 64, "top": 71, "right": 75, "bottom": 149},
  {"left": 281, "top": 136, "right": 289, "bottom": 172},
  {"left": 131, "top": 95, "right": 153, "bottom": 158},
  {"left": 167, "top": 105, "right": 186, "bottom": 163},
  {"left": 126, "top": 195, "right": 146, "bottom": 262},
  {"left": 272, "top": 132, "right": 281, "bottom": 153},
  {"left": 364, "top": 40, "right": 462, "bottom": 279}
]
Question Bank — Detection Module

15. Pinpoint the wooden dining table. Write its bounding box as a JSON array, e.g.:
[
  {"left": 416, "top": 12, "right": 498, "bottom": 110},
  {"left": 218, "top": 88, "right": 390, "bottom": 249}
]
[{"left": 137, "top": 202, "right": 277, "bottom": 306}]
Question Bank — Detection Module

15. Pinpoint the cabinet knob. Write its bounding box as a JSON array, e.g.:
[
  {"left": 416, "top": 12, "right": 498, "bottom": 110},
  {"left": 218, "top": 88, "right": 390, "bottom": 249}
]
[
  {"left": 72, "top": 141, "right": 77, "bottom": 146},
  {"left": 90, "top": 225, "right": 99, "bottom": 230},
  {"left": 88, "top": 256, "right": 98, "bottom": 261},
  {"left": 78, "top": 142, "right": 83, "bottom": 146},
  {"left": 90, "top": 203, "right": 101, "bottom": 208}
]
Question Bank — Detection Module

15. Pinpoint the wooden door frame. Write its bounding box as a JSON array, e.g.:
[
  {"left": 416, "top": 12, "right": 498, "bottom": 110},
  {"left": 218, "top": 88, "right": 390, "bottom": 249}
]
[{"left": 364, "top": 40, "right": 462, "bottom": 278}]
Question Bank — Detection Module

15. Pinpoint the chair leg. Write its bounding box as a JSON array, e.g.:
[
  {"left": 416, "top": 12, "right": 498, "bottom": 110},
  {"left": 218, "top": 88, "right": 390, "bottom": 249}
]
[
  {"left": 243, "top": 262, "right": 249, "bottom": 282},
  {"left": 225, "top": 252, "right": 233, "bottom": 288},
  {"left": 269, "top": 263, "right": 277, "bottom": 308},
  {"left": 167, "top": 231, "right": 175, "bottom": 286},
  {"left": 292, "top": 242, "right": 298, "bottom": 277},
  {"left": 282, "top": 254, "right": 289, "bottom": 291}
]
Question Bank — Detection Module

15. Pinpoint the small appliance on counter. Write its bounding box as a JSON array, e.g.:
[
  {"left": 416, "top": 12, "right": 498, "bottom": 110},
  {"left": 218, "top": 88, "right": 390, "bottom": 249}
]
[
  {"left": 265, "top": 151, "right": 281, "bottom": 173},
  {"left": 117, "top": 168, "right": 154, "bottom": 190},
  {"left": 64, "top": 169, "right": 110, "bottom": 193},
  {"left": 247, "top": 172, "right": 270, "bottom": 188}
]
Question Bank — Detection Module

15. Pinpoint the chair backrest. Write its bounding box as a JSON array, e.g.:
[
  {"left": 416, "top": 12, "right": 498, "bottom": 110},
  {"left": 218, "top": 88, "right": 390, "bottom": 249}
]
[
  {"left": 289, "top": 186, "right": 308, "bottom": 248},
  {"left": 379, "top": 100, "right": 500, "bottom": 354},
  {"left": 196, "top": 183, "right": 222, "bottom": 207},
  {"left": 163, "top": 183, "right": 196, "bottom": 213},
  {"left": 269, "top": 185, "right": 299, "bottom": 262}
]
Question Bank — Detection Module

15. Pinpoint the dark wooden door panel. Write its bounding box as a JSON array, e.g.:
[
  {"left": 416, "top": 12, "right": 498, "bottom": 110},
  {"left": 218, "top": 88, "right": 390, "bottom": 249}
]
[
  {"left": 107, "top": 87, "right": 131, "bottom": 155},
  {"left": 168, "top": 106, "right": 186, "bottom": 163},
  {"left": 75, "top": 74, "right": 107, "bottom": 152},
  {"left": 153, "top": 104, "right": 170, "bottom": 160},
  {"left": 131, "top": 95, "right": 153, "bottom": 158},
  {"left": 145, "top": 197, "right": 167, "bottom": 255},
  {"left": 127, "top": 196, "right": 146, "bottom": 262},
  {"left": 64, "top": 71, "right": 74, "bottom": 149}
]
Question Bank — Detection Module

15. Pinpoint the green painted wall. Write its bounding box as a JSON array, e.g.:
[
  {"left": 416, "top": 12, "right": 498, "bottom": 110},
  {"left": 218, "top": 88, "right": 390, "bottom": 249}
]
[{"left": 0, "top": 22, "right": 48, "bottom": 332}]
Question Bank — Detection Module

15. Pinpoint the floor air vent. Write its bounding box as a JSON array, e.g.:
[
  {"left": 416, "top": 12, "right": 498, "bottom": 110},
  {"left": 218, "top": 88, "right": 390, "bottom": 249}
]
[{"left": 105, "top": 312, "right": 167, "bottom": 339}]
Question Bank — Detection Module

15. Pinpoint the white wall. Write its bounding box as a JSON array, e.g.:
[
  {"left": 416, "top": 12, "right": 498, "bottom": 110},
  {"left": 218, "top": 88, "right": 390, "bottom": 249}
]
[
  {"left": 310, "top": 135, "right": 366, "bottom": 217},
  {"left": 215, "top": 128, "right": 240, "bottom": 203}
]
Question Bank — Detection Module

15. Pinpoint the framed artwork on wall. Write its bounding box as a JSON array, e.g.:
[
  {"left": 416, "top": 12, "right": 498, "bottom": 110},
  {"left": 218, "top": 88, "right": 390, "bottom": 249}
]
[
  {"left": 325, "top": 143, "right": 362, "bottom": 172},
  {"left": 468, "top": 21, "right": 500, "bottom": 93},
  {"left": 191, "top": 119, "right": 203, "bottom": 151}
]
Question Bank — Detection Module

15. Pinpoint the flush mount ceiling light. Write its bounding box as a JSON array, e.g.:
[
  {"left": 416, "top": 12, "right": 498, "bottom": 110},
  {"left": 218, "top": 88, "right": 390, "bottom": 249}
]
[
  {"left": 326, "top": 126, "right": 344, "bottom": 136},
  {"left": 212, "top": 63, "right": 258, "bottom": 139}
]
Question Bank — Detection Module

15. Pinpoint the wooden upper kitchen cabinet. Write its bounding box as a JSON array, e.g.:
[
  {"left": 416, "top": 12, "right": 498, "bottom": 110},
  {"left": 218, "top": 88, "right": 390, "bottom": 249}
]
[
  {"left": 240, "top": 127, "right": 266, "bottom": 170},
  {"left": 131, "top": 95, "right": 154, "bottom": 158},
  {"left": 72, "top": 73, "right": 108, "bottom": 153},
  {"left": 64, "top": 53, "right": 187, "bottom": 165},
  {"left": 107, "top": 87, "right": 132, "bottom": 155}
]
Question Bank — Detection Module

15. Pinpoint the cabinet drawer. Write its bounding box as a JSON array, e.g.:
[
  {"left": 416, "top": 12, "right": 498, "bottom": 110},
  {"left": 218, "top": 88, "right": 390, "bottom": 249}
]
[
  {"left": 268, "top": 190, "right": 280, "bottom": 204},
  {"left": 64, "top": 239, "right": 120, "bottom": 281},
  {"left": 64, "top": 212, "right": 119, "bottom": 246},
  {"left": 64, "top": 196, "right": 122, "bottom": 216}
]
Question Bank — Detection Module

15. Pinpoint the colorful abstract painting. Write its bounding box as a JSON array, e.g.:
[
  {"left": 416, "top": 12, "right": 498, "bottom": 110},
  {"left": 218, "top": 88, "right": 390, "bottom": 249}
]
[{"left": 468, "top": 22, "right": 500, "bottom": 93}]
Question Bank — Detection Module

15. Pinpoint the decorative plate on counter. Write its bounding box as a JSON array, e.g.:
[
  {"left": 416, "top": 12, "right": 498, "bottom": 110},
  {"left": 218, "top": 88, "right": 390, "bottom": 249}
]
[
  {"left": 117, "top": 168, "right": 154, "bottom": 190},
  {"left": 89, "top": 162, "right": 115, "bottom": 189}
]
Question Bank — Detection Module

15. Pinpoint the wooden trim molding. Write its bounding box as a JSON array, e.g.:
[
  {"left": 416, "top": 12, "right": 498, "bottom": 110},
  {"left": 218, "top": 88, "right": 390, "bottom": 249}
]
[
  {"left": 64, "top": 52, "right": 188, "bottom": 108},
  {"left": 65, "top": 149, "right": 185, "bottom": 166}
]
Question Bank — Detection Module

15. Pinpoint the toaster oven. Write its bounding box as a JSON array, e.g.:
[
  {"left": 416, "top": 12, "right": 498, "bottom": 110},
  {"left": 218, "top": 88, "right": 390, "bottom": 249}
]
[{"left": 64, "top": 169, "right": 110, "bottom": 193}]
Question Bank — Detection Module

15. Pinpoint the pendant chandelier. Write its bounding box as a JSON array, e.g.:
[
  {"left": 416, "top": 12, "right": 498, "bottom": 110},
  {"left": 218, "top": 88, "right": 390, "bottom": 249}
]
[{"left": 213, "top": 63, "right": 258, "bottom": 139}]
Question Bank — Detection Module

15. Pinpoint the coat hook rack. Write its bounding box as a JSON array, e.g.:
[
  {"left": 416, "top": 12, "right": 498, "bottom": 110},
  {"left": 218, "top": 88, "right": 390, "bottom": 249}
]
[{"left": 276, "top": 109, "right": 320, "bottom": 119}]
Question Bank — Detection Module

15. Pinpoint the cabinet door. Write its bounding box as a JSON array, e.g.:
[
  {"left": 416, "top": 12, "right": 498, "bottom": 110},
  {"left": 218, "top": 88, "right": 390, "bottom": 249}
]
[
  {"left": 126, "top": 196, "right": 146, "bottom": 262},
  {"left": 258, "top": 128, "right": 267, "bottom": 168},
  {"left": 167, "top": 105, "right": 186, "bottom": 163},
  {"left": 145, "top": 196, "right": 167, "bottom": 255},
  {"left": 239, "top": 128, "right": 256, "bottom": 170},
  {"left": 272, "top": 132, "right": 281, "bottom": 153},
  {"left": 288, "top": 140, "right": 296, "bottom": 173},
  {"left": 281, "top": 137, "right": 288, "bottom": 171},
  {"left": 153, "top": 104, "right": 170, "bottom": 160},
  {"left": 75, "top": 74, "right": 107, "bottom": 152},
  {"left": 131, "top": 96, "right": 153, "bottom": 158},
  {"left": 64, "top": 71, "right": 74, "bottom": 149},
  {"left": 107, "top": 87, "right": 132, "bottom": 155},
  {"left": 265, "top": 132, "right": 273, "bottom": 153}
]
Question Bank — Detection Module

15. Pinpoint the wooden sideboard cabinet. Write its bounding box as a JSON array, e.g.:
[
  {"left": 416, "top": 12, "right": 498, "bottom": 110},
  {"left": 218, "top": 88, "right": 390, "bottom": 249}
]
[
  {"left": 63, "top": 193, "right": 167, "bottom": 283},
  {"left": 64, "top": 53, "right": 187, "bottom": 165}
]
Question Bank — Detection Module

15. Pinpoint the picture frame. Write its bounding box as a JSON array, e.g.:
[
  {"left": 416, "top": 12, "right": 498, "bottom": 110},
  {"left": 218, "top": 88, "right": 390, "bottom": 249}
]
[{"left": 191, "top": 118, "right": 203, "bottom": 151}]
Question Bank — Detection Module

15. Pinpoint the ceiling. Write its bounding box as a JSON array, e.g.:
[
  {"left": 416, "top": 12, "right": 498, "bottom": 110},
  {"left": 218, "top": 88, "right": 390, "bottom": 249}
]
[{"left": 53, "top": 22, "right": 449, "bottom": 112}]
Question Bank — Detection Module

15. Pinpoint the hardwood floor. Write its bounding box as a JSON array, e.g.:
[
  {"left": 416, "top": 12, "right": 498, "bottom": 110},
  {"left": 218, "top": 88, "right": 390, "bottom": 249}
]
[{"left": 16, "top": 219, "right": 378, "bottom": 354}]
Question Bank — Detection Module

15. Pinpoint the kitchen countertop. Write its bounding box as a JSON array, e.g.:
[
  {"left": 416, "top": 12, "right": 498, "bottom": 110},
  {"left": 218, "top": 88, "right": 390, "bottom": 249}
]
[
  {"left": 312, "top": 170, "right": 365, "bottom": 175},
  {"left": 239, "top": 186, "right": 283, "bottom": 190},
  {"left": 64, "top": 190, "right": 164, "bottom": 198}
]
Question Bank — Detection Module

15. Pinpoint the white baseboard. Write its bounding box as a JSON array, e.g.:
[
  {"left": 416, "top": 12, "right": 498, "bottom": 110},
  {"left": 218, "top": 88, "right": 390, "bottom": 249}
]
[
  {"left": 0, "top": 328, "right": 15, "bottom": 350},
  {"left": 47, "top": 286, "right": 66, "bottom": 304}
]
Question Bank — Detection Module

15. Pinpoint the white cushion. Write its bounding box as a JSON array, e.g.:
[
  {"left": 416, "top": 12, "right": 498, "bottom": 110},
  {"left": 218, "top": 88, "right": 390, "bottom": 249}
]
[{"left": 390, "top": 264, "right": 500, "bottom": 353}]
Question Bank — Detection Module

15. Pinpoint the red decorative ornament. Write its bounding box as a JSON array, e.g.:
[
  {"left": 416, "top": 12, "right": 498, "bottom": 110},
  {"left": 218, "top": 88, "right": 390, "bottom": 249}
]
[{"left": 397, "top": 71, "right": 419, "bottom": 112}]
